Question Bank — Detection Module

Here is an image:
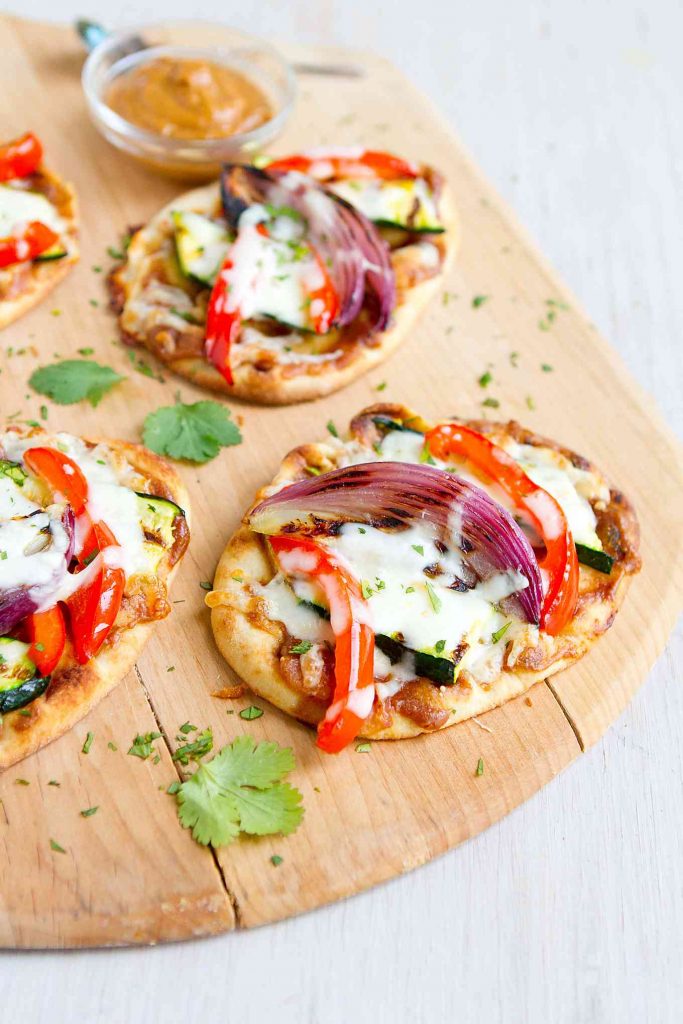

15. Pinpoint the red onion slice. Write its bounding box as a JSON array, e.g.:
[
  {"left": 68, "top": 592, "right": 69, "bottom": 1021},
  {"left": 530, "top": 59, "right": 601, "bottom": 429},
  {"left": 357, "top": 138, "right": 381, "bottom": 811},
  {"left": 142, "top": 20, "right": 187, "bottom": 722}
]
[
  {"left": 0, "top": 587, "right": 39, "bottom": 635},
  {"left": 249, "top": 461, "right": 543, "bottom": 625},
  {"left": 220, "top": 165, "right": 395, "bottom": 332},
  {"left": 0, "top": 503, "right": 76, "bottom": 635}
]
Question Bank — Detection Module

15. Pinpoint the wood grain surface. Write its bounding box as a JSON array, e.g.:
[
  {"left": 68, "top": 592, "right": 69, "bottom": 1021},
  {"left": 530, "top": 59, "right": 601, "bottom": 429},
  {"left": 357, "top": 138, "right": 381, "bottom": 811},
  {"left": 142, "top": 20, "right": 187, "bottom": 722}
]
[{"left": 0, "top": 13, "right": 681, "bottom": 950}]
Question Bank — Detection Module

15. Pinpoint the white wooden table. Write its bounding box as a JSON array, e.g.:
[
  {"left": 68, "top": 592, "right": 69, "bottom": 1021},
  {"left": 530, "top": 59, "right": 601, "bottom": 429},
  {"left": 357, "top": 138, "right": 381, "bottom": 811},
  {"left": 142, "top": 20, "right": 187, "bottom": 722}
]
[{"left": 3, "top": 1, "right": 682, "bottom": 1020}]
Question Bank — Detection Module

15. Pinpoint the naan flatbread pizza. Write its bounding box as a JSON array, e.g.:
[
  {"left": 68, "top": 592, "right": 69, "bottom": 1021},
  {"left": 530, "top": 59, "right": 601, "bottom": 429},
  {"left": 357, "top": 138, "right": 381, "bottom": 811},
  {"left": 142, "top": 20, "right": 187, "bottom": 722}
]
[
  {"left": 207, "top": 403, "right": 640, "bottom": 753},
  {"left": 109, "top": 149, "right": 456, "bottom": 404},
  {"left": 0, "top": 426, "right": 189, "bottom": 769},
  {"left": 0, "top": 132, "right": 79, "bottom": 329}
]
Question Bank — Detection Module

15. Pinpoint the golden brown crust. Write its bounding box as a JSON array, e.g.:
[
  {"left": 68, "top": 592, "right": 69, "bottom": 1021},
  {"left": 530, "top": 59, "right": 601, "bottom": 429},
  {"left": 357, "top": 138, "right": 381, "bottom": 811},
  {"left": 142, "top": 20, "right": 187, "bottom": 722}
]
[
  {"left": 0, "top": 166, "right": 79, "bottom": 330},
  {"left": 209, "top": 403, "right": 641, "bottom": 741},
  {"left": 0, "top": 431, "right": 190, "bottom": 770},
  {"left": 109, "top": 171, "right": 458, "bottom": 404}
]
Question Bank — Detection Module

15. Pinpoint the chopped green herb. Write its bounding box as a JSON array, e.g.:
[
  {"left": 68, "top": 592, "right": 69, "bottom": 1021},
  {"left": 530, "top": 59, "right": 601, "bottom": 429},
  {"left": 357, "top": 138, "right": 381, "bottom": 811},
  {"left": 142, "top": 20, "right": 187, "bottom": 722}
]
[
  {"left": 478, "top": 370, "right": 492, "bottom": 388},
  {"left": 173, "top": 728, "right": 213, "bottom": 766},
  {"left": 419, "top": 443, "right": 436, "bottom": 465},
  {"left": 326, "top": 420, "right": 338, "bottom": 438},
  {"left": 80, "top": 806, "right": 99, "bottom": 818},
  {"left": 525, "top": 395, "right": 536, "bottom": 410},
  {"left": 481, "top": 397, "right": 500, "bottom": 408},
  {"left": 48, "top": 779, "right": 60, "bottom": 787},
  {"left": 472, "top": 295, "right": 489, "bottom": 309},
  {"left": 270, "top": 854, "right": 284, "bottom": 866},
  {"left": 82, "top": 731, "right": 94, "bottom": 755},
  {"left": 239, "top": 706, "right": 264, "bottom": 721},
  {"left": 509, "top": 351, "right": 519, "bottom": 367},
  {"left": 15, "top": 778, "right": 29, "bottom": 786},
  {"left": 475, "top": 758, "right": 485, "bottom": 777},
  {"left": 50, "top": 838, "right": 66, "bottom": 853},
  {"left": 167, "top": 781, "right": 181, "bottom": 795},
  {"left": 290, "top": 640, "right": 313, "bottom": 655},
  {"left": 361, "top": 579, "right": 374, "bottom": 599},
  {"left": 492, "top": 622, "right": 512, "bottom": 643},
  {"left": 199, "top": 581, "right": 212, "bottom": 591},
  {"left": 434, "top": 639, "right": 446, "bottom": 655},
  {"left": 412, "top": 544, "right": 425, "bottom": 556},
  {"left": 40, "top": 404, "right": 48, "bottom": 420},
  {"left": 541, "top": 363, "right": 554, "bottom": 372},
  {"left": 179, "top": 722, "right": 197, "bottom": 735},
  {"left": 128, "top": 731, "right": 162, "bottom": 760},
  {"left": 375, "top": 381, "right": 387, "bottom": 391},
  {"left": 107, "top": 741, "right": 117, "bottom": 752},
  {"left": 355, "top": 742, "right": 372, "bottom": 753},
  {"left": 425, "top": 580, "right": 442, "bottom": 613},
  {"left": 77, "top": 347, "right": 94, "bottom": 356}
]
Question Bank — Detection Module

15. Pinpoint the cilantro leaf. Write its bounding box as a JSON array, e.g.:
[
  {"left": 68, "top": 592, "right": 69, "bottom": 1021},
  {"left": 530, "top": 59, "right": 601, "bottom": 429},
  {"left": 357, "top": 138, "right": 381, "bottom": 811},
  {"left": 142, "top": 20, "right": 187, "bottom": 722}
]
[
  {"left": 143, "top": 400, "right": 242, "bottom": 464},
  {"left": 176, "top": 736, "right": 304, "bottom": 848},
  {"left": 29, "top": 360, "right": 124, "bottom": 407}
]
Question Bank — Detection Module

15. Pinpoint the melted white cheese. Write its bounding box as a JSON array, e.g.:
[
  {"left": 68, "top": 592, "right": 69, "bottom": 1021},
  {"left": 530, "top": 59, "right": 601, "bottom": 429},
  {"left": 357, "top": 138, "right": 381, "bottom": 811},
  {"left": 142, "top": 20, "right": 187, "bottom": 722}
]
[
  {"left": 0, "top": 184, "right": 65, "bottom": 237},
  {"left": 1, "top": 432, "right": 149, "bottom": 582},
  {"left": 216, "top": 205, "right": 326, "bottom": 331},
  {"left": 500, "top": 441, "right": 606, "bottom": 548}
]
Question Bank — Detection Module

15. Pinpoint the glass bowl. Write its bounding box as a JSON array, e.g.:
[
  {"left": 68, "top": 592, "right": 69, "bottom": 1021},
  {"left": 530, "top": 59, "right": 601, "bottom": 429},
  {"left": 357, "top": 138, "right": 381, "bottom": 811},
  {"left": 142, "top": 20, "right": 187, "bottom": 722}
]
[{"left": 82, "top": 21, "right": 296, "bottom": 180}]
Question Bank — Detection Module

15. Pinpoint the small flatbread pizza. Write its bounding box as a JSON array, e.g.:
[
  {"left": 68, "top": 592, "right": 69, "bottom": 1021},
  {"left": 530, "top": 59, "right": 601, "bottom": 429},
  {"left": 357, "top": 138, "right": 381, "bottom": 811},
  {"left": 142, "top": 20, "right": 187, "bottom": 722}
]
[
  {"left": 0, "top": 132, "right": 79, "bottom": 329},
  {"left": 109, "top": 149, "right": 456, "bottom": 404},
  {"left": 208, "top": 403, "right": 640, "bottom": 753},
  {"left": 0, "top": 426, "right": 190, "bottom": 769}
]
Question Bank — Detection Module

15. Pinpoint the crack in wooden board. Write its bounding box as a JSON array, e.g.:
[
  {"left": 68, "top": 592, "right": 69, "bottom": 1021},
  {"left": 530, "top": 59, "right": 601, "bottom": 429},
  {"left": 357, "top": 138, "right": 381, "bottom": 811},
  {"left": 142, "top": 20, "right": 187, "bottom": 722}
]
[{"left": 0, "top": 15, "right": 681, "bottom": 943}]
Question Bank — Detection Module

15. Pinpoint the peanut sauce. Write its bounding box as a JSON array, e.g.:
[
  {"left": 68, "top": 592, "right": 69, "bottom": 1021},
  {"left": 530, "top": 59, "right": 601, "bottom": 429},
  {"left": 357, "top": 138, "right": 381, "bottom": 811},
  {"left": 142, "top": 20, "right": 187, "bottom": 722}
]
[{"left": 106, "top": 56, "right": 272, "bottom": 140}]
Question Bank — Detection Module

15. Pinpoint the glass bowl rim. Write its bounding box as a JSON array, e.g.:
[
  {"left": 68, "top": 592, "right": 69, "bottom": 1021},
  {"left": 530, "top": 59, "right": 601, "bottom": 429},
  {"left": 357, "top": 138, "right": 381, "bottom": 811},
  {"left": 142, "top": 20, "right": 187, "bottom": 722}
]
[{"left": 81, "top": 19, "right": 297, "bottom": 156}]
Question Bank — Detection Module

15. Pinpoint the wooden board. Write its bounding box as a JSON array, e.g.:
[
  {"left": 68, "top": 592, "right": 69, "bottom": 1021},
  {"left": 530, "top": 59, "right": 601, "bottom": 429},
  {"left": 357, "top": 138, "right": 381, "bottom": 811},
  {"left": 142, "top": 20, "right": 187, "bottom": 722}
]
[{"left": 0, "top": 15, "right": 681, "bottom": 946}]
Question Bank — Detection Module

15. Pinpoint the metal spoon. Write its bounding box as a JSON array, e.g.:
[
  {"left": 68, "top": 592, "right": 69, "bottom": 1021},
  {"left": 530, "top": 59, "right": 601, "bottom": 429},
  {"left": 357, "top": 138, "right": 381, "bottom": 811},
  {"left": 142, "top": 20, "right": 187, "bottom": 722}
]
[{"left": 75, "top": 19, "right": 365, "bottom": 78}]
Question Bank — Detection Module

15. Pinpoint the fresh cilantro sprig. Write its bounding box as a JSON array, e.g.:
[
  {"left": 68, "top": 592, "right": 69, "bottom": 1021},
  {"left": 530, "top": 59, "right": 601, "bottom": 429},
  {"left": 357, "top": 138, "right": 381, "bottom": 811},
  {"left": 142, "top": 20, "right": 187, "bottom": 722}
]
[
  {"left": 176, "top": 736, "right": 304, "bottom": 847},
  {"left": 143, "top": 399, "right": 242, "bottom": 464},
  {"left": 30, "top": 359, "right": 124, "bottom": 407}
]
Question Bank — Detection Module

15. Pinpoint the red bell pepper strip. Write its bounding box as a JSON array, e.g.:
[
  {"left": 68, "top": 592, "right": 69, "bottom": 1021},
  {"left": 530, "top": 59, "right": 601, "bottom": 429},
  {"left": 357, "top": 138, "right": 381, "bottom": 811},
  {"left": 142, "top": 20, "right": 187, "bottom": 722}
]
[
  {"left": 205, "top": 256, "right": 238, "bottom": 385},
  {"left": 269, "top": 535, "right": 375, "bottom": 753},
  {"left": 0, "top": 220, "right": 59, "bottom": 269},
  {"left": 267, "top": 149, "right": 418, "bottom": 182},
  {"left": 425, "top": 423, "right": 578, "bottom": 636},
  {"left": 67, "top": 512, "right": 123, "bottom": 663},
  {"left": 26, "top": 605, "right": 66, "bottom": 676},
  {"left": 24, "top": 447, "right": 89, "bottom": 514},
  {"left": 65, "top": 564, "right": 125, "bottom": 664},
  {"left": 0, "top": 132, "right": 43, "bottom": 182},
  {"left": 307, "top": 249, "right": 340, "bottom": 334},
  {"left": 77, "top": 518, "right": 117, "bottom": 568},
  {"left": 24, "top": 445, "right": 125, "bottom": 662}
]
